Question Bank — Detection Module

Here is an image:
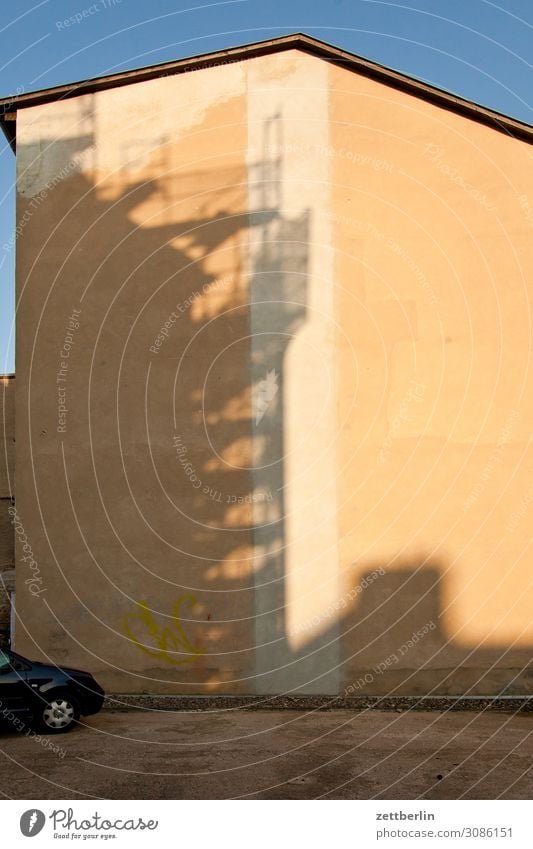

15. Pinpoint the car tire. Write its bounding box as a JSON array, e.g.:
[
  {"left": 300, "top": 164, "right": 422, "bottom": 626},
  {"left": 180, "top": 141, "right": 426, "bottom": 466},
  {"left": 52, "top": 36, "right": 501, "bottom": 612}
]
[{"left": 37, "top": 691, "right": 80, "bottom": 733}]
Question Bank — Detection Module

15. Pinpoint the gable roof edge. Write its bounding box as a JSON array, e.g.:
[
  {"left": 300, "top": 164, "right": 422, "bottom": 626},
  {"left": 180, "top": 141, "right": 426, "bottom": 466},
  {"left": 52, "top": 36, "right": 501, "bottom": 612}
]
[{"left": 1, "top": 33, "right": 532, "bottom": 153}]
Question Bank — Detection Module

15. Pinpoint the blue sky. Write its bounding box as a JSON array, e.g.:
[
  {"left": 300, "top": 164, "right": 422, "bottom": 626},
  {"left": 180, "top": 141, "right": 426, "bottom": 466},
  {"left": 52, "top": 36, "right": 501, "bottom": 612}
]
[{"left": 1, "top": 0, "right": 531, "bottom": 373}]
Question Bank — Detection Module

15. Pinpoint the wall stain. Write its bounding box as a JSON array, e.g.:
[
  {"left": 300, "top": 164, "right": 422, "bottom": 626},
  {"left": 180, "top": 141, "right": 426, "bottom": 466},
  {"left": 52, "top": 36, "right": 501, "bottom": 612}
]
[{"left": 123, "top": 595, "right": 205, "bottom": 666}]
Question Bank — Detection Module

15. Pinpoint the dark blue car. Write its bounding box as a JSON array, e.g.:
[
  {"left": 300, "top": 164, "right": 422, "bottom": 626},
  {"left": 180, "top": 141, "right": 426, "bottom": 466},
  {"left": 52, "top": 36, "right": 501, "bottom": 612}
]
[{"left": 0, "top": 648, "right": 105, "bottom": 733}]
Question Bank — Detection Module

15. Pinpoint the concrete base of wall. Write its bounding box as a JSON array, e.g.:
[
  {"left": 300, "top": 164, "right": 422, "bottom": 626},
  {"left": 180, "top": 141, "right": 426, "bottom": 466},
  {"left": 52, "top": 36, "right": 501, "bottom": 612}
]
[{"left": 102, "top": 694, "right": 533, "bottom": 714}]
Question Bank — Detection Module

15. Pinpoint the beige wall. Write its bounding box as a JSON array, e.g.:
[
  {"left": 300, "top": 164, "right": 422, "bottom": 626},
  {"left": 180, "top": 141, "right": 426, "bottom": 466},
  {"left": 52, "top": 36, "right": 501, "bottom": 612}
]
[
  {"left": 13, "top": 49, "right": 533, "bottom": 694},
  {"left": 330, "top": 65, "right": 533, "bottom": 694},
  {"left": 15, "top": 61, "right": 255, "bottom": 693}
]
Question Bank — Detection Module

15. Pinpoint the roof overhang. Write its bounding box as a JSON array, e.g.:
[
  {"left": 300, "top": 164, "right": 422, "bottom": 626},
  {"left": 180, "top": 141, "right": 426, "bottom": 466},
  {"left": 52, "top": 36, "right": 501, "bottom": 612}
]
[{"left": 1, "top": 32, "right": 532, "bottom": 153}]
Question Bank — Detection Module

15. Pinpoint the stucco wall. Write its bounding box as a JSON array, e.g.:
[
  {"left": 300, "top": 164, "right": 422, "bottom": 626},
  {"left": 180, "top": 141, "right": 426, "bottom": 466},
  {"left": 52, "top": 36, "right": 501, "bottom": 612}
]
[
  {"left": 14, "top": 61, "right": 253, "bottom": 692},
  {"left": 330, "top": 64, "right": 533, "bottom": 695},
  {"left": 13, "top": 49, "right": 533, "bottom": 694}
]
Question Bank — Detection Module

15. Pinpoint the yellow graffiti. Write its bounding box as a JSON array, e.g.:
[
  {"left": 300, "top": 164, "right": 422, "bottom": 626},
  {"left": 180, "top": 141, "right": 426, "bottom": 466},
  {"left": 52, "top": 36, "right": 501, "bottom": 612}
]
[{"left": 123, "top": 595, "right": 205, "bottom": 666}]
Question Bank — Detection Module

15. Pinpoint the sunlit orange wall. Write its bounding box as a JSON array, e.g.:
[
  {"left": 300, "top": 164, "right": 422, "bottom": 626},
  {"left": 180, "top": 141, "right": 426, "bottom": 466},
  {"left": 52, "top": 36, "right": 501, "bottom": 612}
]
[{"left": 331, "top": 65, "right": 533, "bottom": 694}]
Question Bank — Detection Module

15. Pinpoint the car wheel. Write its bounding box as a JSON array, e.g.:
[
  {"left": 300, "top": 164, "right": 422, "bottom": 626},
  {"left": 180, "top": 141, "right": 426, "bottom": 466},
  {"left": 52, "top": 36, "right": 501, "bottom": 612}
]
[{"left": 39, "top": 692, "right": 80, "bottom": 733}]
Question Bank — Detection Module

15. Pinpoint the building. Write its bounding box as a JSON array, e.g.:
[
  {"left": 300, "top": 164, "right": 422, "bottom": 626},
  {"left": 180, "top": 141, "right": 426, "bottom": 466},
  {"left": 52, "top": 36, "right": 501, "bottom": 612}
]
[
  {"left": 0, "top": 375, "right": 15, "bottom": 642},
  {"left": 0, "top": 34, "right": 531, "bottom": 695}
]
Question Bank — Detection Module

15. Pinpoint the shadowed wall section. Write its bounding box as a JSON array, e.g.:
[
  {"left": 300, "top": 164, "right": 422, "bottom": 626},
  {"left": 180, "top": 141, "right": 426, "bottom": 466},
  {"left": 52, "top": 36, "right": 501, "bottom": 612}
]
[{"left": 14, "top": 64, "right": 256, "bottom": 692}]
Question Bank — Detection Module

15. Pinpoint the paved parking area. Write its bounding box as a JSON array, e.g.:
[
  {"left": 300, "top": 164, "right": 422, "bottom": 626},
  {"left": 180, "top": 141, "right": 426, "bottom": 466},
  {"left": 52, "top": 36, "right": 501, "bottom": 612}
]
[{"left": 0, "top": 709, "right": 532, "bottom": 799}]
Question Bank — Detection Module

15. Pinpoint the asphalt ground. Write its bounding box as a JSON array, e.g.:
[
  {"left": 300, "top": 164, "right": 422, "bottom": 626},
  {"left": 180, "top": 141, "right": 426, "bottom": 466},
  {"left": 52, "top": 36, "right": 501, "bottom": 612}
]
[{"left": 0, "top": 708, "right": 532, "bottom": 799}]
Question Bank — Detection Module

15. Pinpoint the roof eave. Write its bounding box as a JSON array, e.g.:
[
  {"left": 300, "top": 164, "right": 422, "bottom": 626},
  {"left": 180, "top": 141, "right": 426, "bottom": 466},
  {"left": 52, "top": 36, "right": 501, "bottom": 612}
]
[{"left": 0, "top": 32, "right": 531, "bottom": 149}]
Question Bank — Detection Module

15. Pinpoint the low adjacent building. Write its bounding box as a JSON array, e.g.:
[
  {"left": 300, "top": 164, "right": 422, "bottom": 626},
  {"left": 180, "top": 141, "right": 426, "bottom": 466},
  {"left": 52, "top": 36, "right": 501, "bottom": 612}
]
[{"left": 0, "top": 375, "right": 15, "bottom": 642}]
